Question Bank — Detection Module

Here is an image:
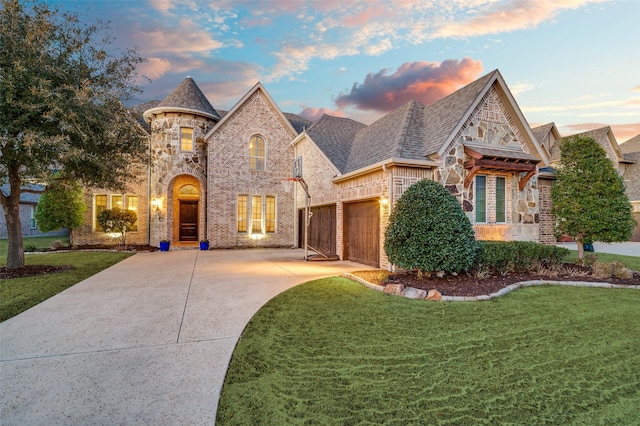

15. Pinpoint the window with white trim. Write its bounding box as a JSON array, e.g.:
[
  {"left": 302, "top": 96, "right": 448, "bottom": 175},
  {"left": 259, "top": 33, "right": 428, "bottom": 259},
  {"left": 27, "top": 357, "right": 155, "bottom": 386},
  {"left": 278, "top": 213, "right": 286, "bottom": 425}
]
[
  {"left": 94, "top": 194, "right": 139, "bottom": 232},
  {"left": 249, "top": 134, "right": 265, "bottom": 170},
  {"left": 475, "top": 175, "right": 487, "bottom": 223},
  {"left": 181, "top": 127, "right": 194, "bottom": 151}
]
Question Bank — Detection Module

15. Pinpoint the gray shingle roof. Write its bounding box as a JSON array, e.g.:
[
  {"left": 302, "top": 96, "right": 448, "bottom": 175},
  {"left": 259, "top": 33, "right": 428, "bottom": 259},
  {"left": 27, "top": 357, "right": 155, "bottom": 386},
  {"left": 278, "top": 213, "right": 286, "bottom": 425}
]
[
  {"left": 307, "top": 115, "right": 367, "bottom": 172},
  {"left": 0, "top": 183, "right": 44, "bottom": 203},
  {"left": 283, "top": 113, "right": 313, "bottom": 134},
  {"left": 623, "top": 151, "right": 640, "bottom": 201},
  {"left": 620, "top": 134, "right": 640, "bottom": 154},
  {"left": 144, "top": 77, "right": 221, "bottom": 121},
  {"left": 558, "top": 126, "right": 621, "bottom": 163},
  {"left": 531, "top": 123, "right": 555, "bottom": 145},
  {"left": 308, "top": 69, "right": 500, "bottom": 174}
]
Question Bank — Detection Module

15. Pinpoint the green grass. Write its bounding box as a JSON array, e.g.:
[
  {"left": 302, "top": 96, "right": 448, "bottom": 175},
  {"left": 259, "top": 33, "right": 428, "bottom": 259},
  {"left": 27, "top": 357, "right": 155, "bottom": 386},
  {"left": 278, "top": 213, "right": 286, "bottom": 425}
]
[
  {"left": 563, "top": 251, "right": 640, "bottom": 271},
  {"left": 218, "top": 277, "right": 640, "bottom": 425},
  {"left": 0, "top": 251, "right": 132, "bottom": 322},
  {"left": 0, "top": 235, "right": 70, "bottom": 257}
]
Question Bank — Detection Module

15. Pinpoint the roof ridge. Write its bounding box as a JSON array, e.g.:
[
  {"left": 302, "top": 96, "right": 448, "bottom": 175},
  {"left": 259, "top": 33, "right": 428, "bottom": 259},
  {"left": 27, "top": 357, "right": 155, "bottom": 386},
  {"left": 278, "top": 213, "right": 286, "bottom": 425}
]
[{"left": 396, "top": 100, "right": 419, "bottom": 158}]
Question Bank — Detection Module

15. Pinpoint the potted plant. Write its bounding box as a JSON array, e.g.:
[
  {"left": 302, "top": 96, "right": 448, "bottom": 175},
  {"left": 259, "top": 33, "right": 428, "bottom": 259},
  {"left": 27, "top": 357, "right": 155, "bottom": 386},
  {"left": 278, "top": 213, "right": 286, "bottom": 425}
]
[
  {"left": 199, "top": 239, "right": 209, "bottom": 251},
  {"left": 159, "top": 240, "right": 170, "bottom": 251}
]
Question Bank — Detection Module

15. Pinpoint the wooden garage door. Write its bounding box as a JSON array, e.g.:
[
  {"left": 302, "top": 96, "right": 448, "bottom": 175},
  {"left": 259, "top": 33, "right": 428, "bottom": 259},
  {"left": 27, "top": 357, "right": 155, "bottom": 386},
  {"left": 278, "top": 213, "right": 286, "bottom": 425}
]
[
  {"left": 299, "top": 205, "right": 336, "bottom": 255},
  {"left": 344, "top": 200, "right": 380, "bottom": 267}
]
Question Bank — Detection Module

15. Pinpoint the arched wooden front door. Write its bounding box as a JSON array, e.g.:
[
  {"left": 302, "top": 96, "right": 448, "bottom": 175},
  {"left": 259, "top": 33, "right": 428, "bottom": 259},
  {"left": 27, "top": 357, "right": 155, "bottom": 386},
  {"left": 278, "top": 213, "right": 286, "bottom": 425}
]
[{"left": 177, "top": 183, "right": 199, "bottom": 242}]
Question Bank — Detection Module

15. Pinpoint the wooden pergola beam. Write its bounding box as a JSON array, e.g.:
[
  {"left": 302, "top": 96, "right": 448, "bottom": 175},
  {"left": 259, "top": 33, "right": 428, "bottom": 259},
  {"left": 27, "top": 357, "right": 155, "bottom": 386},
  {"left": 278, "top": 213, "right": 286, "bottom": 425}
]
[{"left": 519, "top": 170, "right": 536, "bottom": 191}]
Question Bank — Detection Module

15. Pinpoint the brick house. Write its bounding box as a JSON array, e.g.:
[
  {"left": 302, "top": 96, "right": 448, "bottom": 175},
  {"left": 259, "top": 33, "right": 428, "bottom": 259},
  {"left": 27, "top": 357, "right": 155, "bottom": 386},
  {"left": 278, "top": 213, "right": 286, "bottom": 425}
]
[{"left": 72, "top": 69, "right": 565, "bottom": 267}]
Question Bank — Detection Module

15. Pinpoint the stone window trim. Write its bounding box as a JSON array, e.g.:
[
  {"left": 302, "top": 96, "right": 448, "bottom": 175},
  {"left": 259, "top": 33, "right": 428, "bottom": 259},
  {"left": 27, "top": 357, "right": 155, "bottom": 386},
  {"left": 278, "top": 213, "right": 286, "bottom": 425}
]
[
  {"left": 93, "top": 193, "right": 140, "bottom": 233},
  {"left": 237, "top": 194, "right": 276, "bottom": 234},
  {"left": 249, "top": 134, "right": 266, "bottom": 171}
]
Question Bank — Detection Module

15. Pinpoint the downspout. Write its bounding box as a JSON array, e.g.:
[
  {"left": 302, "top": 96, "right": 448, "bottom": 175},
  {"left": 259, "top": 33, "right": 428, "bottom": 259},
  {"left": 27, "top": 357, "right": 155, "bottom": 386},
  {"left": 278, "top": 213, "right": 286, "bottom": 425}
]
[{"left": 146, "top": 133, "right": 152, "bottom": 246}]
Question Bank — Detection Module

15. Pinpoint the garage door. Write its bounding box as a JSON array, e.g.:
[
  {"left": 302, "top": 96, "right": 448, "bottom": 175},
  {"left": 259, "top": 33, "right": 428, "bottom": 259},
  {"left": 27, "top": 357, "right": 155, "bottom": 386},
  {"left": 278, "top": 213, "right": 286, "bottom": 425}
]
[
  {"left": 631, "top": 212, "right": 640, "bottom": 242},
  {"left": 344, "top": 200, "right": 380, "bottom": 267},
  {"left": 299, "top": 205, "right": 336, "bottom": 256}
]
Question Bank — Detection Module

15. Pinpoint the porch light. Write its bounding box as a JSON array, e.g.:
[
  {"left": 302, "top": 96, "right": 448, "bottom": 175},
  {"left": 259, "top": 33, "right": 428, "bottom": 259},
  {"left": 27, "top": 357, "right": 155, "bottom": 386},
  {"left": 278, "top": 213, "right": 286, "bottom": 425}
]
[{"left": 151, "top": 197, "right": 164, "bottom": 210}]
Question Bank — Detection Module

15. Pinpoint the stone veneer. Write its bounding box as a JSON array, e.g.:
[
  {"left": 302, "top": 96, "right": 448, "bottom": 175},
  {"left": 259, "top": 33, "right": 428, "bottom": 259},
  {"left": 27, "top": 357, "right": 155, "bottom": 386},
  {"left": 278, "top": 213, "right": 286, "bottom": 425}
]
[{"left": 148, "top": 112, "right": 213, "bottom": 246}]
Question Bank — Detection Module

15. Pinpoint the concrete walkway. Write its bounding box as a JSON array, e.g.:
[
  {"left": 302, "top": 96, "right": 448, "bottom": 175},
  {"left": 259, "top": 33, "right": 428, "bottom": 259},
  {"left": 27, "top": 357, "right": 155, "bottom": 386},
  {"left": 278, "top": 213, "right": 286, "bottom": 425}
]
[
  {"left": 1, "top": 249, "right": 371, "bottom": 425},
  {"left": 556, "top": 241, "right": 640, "bottom": 257}
]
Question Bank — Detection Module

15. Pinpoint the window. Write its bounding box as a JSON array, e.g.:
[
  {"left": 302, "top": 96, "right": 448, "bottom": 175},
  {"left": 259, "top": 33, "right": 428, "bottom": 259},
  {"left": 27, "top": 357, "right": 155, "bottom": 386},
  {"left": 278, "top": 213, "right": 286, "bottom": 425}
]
[
  {"left": 237, "top": 195, "right": 248, "bottom": 233},
  {"left": 496, "top": 177, "right": 506, "bottom": 223},
  {"left": 30, "top": 205, "right": 37, "bottom": 229},
  {"left": 127, "top": 196, "right": 139, "bottom": 231},
  {"left": 95, "top": 194, "right": 107, "bottom": 231},
  {"left": 265, "top": 196, "right": 276, "bottom": 233},
  {"left": 111, "top": 195, "right": 123, "bottom": 210},
  {"left": 475, "top": 175, "right": 486, "bottom": 223},
  {"left": 251, "top": 196, "right": 262, "bottom": 233},
  {"left": 249, "top": 134, "right": 265, "bottom": 170},
  {"left": 181, "top": 127, "right": 193, "bottom": 151},
  {"left": 237, "top": 194, "right": 276, "bottom": 234}
]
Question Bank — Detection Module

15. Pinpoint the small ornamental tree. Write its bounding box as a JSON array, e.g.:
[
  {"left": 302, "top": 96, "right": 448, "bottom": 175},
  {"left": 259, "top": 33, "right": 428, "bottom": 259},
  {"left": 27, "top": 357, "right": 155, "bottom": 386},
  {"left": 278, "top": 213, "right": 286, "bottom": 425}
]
[
  {"left": 34, "top": 176, "right": 86, "bottom": 245},
  {"left": 551, "top": 135, "right": 636, "bottom": 261},
  {"left": 384, "top": 179, "right": 477, "bottom": 276},
  {"left": 97, "top": 207, "right": 137, "bottom": 248}
]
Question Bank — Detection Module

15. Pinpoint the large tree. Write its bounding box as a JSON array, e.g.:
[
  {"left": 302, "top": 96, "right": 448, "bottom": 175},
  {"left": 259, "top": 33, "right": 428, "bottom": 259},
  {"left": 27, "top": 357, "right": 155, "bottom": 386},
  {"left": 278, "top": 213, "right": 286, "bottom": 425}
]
[
  {"left": 0, "top": 0, "right": 147, "bottom": 269},
  {"left": 551, "top": 135, "right": 635, "bottom": 260},
  {"left": 34, "top": 174, "right": 86, "bottom": 245}
]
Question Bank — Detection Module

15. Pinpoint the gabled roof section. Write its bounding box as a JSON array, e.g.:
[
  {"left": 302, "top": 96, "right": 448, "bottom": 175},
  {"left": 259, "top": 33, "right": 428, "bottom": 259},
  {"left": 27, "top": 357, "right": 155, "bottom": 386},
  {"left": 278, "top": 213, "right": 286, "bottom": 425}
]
[
  {"left": 143, "top": 77, "right": 221, "bottom": 122},
  {"left": 623, "top": 151, "right": 640, "bottom": 201},
  {"left": 560, "top": 126, "right": 629, "bottom": 164},
  {"left": 284, "top": 113, "right": 313, "bottom": 134},
  {"left": 620, "top": 134, "right": 640, "bottom": 155},
  {"left": 204, "top": 82, "right": 298, "bottom": 139},
  {"left": 306, "top": 115, "right": 367, "bottom": 173},
  {"left": 424, "top": 70, "right": 497, "bottom": 157}
]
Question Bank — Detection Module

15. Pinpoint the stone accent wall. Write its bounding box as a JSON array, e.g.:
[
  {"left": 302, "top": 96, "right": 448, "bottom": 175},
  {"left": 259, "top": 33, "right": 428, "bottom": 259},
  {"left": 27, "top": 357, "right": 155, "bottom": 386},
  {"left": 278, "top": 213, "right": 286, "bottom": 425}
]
[
  {"left": 207, "top": 89, "right": 296, "bottom": 248},
  {"left": 148, "top": 112, "right": 213, "bottom": 246}
]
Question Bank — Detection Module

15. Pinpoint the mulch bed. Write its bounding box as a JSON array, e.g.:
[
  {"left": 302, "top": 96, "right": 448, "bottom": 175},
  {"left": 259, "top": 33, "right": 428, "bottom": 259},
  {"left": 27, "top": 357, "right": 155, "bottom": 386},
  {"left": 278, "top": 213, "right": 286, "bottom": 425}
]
[
  {"left": 0, "top": 264, "right": 74, "bottom": 279},
  {"left": 356, "top": 264, "right": 640, "bottom": 297}
]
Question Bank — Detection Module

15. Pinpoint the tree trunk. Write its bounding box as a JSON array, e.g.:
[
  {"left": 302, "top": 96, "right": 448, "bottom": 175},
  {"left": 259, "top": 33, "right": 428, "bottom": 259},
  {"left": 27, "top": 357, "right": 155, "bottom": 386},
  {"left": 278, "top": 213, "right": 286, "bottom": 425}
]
[
  {"left": 1, "top": 192, "right": 25, "bottom": 269},
  {"left": 575, "top": 237, "right": 585, "bottom": 263}
]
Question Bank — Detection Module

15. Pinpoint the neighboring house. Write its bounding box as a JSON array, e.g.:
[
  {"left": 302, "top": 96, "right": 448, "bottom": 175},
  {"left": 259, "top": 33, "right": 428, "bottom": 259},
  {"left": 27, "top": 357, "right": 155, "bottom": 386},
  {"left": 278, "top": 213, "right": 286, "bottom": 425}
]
[
  {"left": 0, "top": 183, "right": 69, "bottom": 239},
  {"left": 73, "top": 69, "right": 556, "bottom": 268},
  {"left": 620, "top": 135, "right": 640, "bottom": 241}
]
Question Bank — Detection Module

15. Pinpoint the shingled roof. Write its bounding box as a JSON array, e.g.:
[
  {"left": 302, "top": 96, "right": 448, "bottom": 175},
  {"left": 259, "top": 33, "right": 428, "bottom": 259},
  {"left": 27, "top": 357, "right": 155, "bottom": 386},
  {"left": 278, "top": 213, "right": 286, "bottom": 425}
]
[
  {"left": 143, "top": 77, "right": 221, "bottom": 122},
  {"left": 620, "top": 134, "right": 640, "bottom": 154},
  {"left": 306, "top": 115, "right": 367, "bottom": 173},
  {"left": 557, "top": 126, "right": 628, "bottom": 164}
]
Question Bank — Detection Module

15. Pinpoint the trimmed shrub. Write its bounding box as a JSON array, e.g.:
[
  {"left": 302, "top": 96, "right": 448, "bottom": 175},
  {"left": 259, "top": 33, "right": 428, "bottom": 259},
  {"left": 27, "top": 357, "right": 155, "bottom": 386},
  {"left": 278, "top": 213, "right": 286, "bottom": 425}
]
[
  {"left": 472, "top": 241, "right": 569, "bottom": 275},
  {"left": 384, "top": 179, "right": 476, "bottom": 275}
]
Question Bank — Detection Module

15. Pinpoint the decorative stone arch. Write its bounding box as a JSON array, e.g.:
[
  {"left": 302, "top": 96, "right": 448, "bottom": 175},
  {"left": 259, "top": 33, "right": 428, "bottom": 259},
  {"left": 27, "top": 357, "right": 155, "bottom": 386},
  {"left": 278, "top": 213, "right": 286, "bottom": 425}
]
[{"left": 167, "top": 173, "right": 206, "bottom": 243}]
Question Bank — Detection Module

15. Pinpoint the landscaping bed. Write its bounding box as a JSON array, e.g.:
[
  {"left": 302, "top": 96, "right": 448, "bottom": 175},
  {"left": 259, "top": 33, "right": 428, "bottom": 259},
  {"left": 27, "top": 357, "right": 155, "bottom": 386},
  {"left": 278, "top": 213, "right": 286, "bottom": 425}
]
[{"left": 353, "top": 263, "right": 640, "bottom": 297}]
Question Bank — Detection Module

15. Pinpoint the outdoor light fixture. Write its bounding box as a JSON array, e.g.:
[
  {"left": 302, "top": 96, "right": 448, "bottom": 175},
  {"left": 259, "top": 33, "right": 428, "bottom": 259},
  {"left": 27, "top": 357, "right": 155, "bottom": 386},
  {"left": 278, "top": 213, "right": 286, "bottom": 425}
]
[{"left": 151, "top": 197, "right": 163, "bottom": 210}]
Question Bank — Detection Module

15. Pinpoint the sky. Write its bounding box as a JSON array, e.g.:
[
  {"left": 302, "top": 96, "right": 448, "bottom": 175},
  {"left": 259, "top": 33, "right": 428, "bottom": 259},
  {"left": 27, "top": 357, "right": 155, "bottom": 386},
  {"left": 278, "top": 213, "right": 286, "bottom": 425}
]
[{"left": 54, "top": 0, "right": 640, "bottom": 143}]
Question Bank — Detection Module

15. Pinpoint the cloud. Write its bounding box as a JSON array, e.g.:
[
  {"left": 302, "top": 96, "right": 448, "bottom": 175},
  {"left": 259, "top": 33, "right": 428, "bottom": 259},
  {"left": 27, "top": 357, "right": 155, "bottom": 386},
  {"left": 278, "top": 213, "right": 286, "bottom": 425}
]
[
  {"left": 138, "top": 57, "right": 172, "bottom": 80},
  {"left": 431, "top": 0, "right": 609, "bottom": 39},
  {"left": 509, "top": 82, "right": 536, "bottom": 96},
  {"left": 298, "top": 107, "right": 346, "bottom": 122},
  {"left": 334, "top": 58, "right": 484, "bottom": 112},
  {"left": 633, "top": 85, "right": 640, "bottom": 92},
  {"left": 135, "top": 19, "right": 224, "bottom": 55}
]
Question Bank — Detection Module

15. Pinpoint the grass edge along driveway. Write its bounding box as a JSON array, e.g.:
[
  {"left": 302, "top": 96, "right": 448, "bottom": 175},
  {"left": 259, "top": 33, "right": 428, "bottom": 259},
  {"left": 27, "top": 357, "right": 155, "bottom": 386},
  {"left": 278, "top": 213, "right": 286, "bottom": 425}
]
[
  {"left": 218, "top": 277, "right": 640, "bottom": 425},
  {"left": 1, "top": 251, "right": 133, "bottom": 322}
]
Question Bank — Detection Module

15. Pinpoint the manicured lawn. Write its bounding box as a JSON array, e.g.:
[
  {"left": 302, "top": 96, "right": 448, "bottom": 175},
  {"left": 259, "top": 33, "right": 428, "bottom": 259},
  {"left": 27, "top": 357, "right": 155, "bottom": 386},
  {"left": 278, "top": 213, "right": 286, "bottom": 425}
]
[
  {"left": 563, "top": 251, "right": 640, "bottom": 271},
  {"left": 218, "top": 277, "right": 640, "bottom": 425},
  {"left": 0, "top": 235, "right": 70, "bottom": 257},
  {"left": 0, "top": 251, "right": 132, "bottom": 322}
]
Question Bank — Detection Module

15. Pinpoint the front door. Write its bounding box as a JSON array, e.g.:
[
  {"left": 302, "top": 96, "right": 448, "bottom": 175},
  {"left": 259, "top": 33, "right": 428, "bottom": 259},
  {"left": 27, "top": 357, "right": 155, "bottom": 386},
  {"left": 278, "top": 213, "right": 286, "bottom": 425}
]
[{"left": 179, "top": 201, "right": 198, "bottom": 241}]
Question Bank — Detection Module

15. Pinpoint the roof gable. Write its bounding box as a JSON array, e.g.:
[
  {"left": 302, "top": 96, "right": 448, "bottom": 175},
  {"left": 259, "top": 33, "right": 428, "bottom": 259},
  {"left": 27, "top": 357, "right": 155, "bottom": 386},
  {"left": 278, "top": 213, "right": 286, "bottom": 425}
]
[
  {"left": 620, "top": 134, "right": 640, "bottom": 155},
  {"left": 204, "top": 82, "right": 298, "bottom": 140},
  {"left": 560, "top": 126, "right": 626, "bottom": 164},
  {"left": 306, "top": 115, "right": 366, "bottom": 173}
]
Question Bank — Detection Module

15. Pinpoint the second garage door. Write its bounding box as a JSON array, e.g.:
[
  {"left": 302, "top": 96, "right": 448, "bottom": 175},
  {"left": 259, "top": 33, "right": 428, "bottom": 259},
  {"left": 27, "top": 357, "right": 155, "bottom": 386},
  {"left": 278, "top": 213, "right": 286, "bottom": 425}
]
[{"left": 344, "top": 200, "right": 380, "bottom": 267}]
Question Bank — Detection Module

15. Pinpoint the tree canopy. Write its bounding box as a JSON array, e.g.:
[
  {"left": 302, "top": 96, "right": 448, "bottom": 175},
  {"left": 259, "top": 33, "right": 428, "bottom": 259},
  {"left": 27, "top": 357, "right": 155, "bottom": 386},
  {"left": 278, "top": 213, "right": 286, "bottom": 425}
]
[
  {"left": 0, "top": 0, "right": 147, "bottom": 268},
  {"left": 384, "top": 179, "right": 477, "bottom": 275},
  {"left": 551, "top": 135, "right": 635, "bottom": 260},
  {"left": 34, "top": 175, "right": 86, "bottom": 244}
]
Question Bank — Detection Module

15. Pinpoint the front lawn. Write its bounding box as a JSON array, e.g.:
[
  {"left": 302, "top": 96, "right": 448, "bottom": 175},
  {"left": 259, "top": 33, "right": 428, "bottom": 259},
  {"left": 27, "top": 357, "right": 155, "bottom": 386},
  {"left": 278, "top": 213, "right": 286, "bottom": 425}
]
[
  {"left": 218, "top": 277, "right": 640, "bottom": 424},
  {"left": 564, "top": 251, "right": 640, "bottom": 271},
  {"left": 0, "top": 251, "right": 132, "bottom": 321},
  {"left": 0, "top": 235, "right": 70, "bottom": 257}
]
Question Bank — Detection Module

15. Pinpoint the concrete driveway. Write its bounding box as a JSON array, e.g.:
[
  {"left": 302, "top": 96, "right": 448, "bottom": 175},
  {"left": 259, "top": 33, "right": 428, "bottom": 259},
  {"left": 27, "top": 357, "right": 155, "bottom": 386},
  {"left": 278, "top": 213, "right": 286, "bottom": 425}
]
[{"left": 1, "top": 249, "right": 371, "bottom": 425}]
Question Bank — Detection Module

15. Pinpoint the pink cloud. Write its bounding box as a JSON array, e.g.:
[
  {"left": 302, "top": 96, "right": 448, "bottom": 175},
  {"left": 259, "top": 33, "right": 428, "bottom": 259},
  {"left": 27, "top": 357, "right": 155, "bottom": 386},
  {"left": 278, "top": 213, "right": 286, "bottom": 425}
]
[
  {"left": 432, "top": 0, "right": 607, "bottom": 39},
  {"left": 334, "top": 58, "right": 483, "bottom": 112},
  {"left": 342, "top": 5, "right": 386, "bottom": 27},
  {"left": 137, "top": 57, "right": 172, "bottom": 80},
  {"left": 299, "top": 107, "right": 346, "bottom": 122}
]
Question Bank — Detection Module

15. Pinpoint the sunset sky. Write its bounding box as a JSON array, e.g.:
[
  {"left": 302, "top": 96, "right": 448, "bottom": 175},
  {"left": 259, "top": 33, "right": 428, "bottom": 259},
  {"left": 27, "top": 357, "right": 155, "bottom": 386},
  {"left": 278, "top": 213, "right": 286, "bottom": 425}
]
[{"left": 55, "top": 0, "right": 639, "bottom": 142}]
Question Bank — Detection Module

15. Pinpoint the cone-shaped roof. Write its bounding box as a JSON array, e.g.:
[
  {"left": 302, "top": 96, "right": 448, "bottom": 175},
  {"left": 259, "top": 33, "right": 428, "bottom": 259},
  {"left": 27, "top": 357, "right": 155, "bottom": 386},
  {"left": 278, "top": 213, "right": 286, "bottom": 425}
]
[{"left": 143, "top": 77, "right": 221, "bottom": 122}]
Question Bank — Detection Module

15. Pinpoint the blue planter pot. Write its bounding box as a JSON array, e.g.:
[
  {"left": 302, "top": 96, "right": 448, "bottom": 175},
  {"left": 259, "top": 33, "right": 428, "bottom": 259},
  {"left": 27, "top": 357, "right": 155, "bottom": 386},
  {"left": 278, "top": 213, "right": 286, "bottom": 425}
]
[
  {"left": 160, "top": 241, "right": 170, "bottom": 251},
  {"left": 199, "top": 241, "right": 209, "bottom": 251}
]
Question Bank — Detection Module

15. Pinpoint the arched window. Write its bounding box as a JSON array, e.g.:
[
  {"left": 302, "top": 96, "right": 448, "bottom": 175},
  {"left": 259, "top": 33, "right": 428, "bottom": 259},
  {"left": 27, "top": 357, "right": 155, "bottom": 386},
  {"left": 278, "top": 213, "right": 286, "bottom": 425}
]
[
  {"left": 178, "top": 184, "right": 199, "bottom": 199},
  {"left": 249, "top": 134, "right": 265, "bottom": 170}
]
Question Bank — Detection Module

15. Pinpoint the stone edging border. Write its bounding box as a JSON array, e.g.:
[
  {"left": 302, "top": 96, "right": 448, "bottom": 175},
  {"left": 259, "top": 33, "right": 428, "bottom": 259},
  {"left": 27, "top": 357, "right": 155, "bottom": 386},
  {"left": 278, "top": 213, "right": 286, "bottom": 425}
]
[{"left": 342, "top": 272, "right": 640, "bottom": 302}]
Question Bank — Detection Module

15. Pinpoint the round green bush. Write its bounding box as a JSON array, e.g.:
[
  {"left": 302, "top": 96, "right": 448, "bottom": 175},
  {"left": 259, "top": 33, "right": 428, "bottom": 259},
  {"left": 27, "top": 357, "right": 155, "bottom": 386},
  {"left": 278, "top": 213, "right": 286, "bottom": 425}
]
[{"left": 384, "top": 179, "right": 476, "bottom": 274}]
